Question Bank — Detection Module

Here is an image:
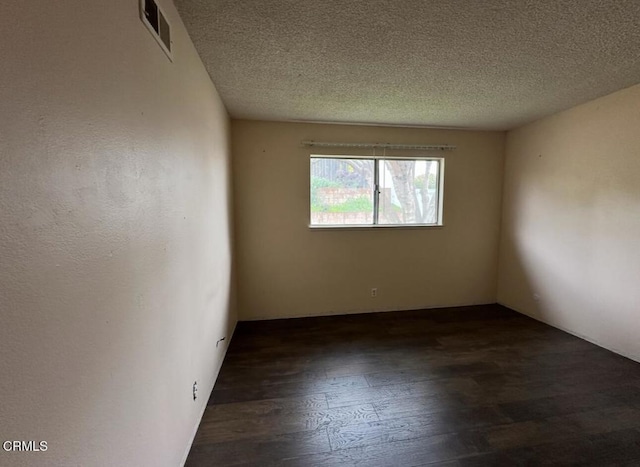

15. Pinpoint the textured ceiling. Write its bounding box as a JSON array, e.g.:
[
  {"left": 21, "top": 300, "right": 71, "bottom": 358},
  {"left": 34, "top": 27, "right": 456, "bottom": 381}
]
[{"left": 174, "top": 0, "right": 640, "bottom": 130}]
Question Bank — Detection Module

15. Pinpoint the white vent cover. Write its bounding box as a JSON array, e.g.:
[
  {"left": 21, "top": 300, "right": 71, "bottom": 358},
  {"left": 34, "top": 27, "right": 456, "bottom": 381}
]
[{"left": 140, "top": 0, "right": 172, "bottom": 60}]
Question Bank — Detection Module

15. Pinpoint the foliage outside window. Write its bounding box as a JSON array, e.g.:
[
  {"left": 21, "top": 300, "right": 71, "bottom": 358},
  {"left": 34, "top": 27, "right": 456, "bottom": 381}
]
[{"left": 310, "top": 156, "right": 444, "bottom": 227}]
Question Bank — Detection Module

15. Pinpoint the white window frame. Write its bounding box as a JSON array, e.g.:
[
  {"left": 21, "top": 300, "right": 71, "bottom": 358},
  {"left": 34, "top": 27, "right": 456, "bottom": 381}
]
[{"left": 309, "top": 154, "right": 445, "bottom": 229}]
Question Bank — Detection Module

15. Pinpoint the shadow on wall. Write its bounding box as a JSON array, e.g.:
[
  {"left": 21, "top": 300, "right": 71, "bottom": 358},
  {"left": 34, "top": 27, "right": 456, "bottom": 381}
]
[
  {"left": 497, "top": 131, "right": 640, "bottom": 361},
  {"left": 2, "top": 219, "right": 234, "bottom": 465}
]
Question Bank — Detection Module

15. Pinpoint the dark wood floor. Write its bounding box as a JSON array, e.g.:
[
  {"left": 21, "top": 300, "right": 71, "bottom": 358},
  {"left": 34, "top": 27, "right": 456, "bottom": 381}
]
[{"left": 185, "top": 304, "right": 640, "bottom": 466}]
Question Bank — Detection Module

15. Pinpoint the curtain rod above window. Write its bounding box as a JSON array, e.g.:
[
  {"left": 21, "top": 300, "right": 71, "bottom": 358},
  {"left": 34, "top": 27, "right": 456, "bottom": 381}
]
[{"left": 301, "top": 141, "right": 456, "bottom": 151}]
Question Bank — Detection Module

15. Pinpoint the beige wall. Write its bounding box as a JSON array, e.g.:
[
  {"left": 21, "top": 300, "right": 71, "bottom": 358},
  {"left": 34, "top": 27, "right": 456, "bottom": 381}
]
[
  {"left": 232, "top": 120, "right": 505, "bottom": 320},
  {"left": 0, "top": 1, "right": 235, "bottom": 466},
  {"left": 498, "top": 83, "right": 640, "bottom": 362}
]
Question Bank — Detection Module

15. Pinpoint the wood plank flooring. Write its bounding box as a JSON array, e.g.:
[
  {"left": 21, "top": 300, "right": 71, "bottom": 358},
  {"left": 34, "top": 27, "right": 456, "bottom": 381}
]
[{"left": 185, "top": 304, "right": 640, "bottom": 466}]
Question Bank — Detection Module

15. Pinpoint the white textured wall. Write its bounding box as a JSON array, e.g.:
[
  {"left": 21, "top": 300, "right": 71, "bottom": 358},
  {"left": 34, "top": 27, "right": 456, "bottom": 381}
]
[
  {"left": 0, "top": 1, "right": 235, "bottom": 466},
  {"left": 233, "top": 120, "right": 505, "bottom": 320},
  {"left": 498, "top": 83, "right": 640, "bottom": 362}
]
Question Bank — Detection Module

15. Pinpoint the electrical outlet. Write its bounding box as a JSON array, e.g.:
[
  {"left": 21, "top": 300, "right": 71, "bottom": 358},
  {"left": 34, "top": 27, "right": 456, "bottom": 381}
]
[
  {"left": 193, "top": 381, "right": 198, "bottom": 401},
  {"left": 533, "top": 293, "right": 540, "bottom": 302},
  {"left": 371, "top": 288, "right": 378, "bottom": 298}
]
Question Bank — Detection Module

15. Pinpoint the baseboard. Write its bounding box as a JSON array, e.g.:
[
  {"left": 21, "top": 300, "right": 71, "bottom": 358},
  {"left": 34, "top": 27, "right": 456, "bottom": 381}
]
[
  {"left": 498, "top": 301, "right": 640, "bottom": 364},
  {"left": 179, "top": 387, "right": 210, "bottom": 467},
  {"left": 240, "top": 301, "right": 498, "bottom": 321},
  {"left": 179, "top": 320, "right": 237, "bottom": 466}
]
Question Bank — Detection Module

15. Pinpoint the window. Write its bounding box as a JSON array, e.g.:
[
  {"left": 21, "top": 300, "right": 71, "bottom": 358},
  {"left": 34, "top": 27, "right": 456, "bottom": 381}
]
[{"left": 310, "top": 156, "right": 444, "bottom": 227}]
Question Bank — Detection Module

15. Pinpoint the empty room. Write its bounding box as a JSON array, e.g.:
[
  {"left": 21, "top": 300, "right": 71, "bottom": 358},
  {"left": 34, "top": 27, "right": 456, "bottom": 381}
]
[{"left": 2, "top": 0, "right": 640, "bottom": 466}]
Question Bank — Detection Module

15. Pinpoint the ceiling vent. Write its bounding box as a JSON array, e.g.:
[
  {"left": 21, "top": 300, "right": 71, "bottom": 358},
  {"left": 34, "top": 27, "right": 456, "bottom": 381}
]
[{"left": 140, "top": 0, "right": 172, "bottom": 60}]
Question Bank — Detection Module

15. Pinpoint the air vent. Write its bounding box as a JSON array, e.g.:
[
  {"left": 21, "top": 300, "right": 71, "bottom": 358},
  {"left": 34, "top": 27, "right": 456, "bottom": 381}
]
[{"left": 140, "top": 0, "right": 172, "bottom": 60}]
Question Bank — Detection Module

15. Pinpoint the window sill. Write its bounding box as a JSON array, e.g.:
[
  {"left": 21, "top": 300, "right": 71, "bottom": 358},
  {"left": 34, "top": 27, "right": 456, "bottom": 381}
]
[{"left": 309, "top": 224, "right": 444, "bottom": 230}]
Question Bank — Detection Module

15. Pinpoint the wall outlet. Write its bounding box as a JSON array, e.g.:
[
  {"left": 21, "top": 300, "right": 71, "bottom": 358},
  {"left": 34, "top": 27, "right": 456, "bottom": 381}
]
[
  {"left": 371, "top": 288, "right": 378, "bottom": 298},
  {"left": 193, "top": 381, "right": 198, "bottom": 401},
  {"left": 533, "top": 293, "right": 541, "bottom": 302}
]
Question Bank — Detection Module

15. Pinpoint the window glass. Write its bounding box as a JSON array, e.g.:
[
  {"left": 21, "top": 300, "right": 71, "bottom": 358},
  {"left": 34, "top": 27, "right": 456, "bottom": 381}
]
[
  {"left": 310, "top": 156, "right": 443, "bottom": 227},
  {"left": 378, "top": 159, "right": 440, "bottom": 225},
  {"left": 310, "top": 158, "right": 374, "bottom": 225}
]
